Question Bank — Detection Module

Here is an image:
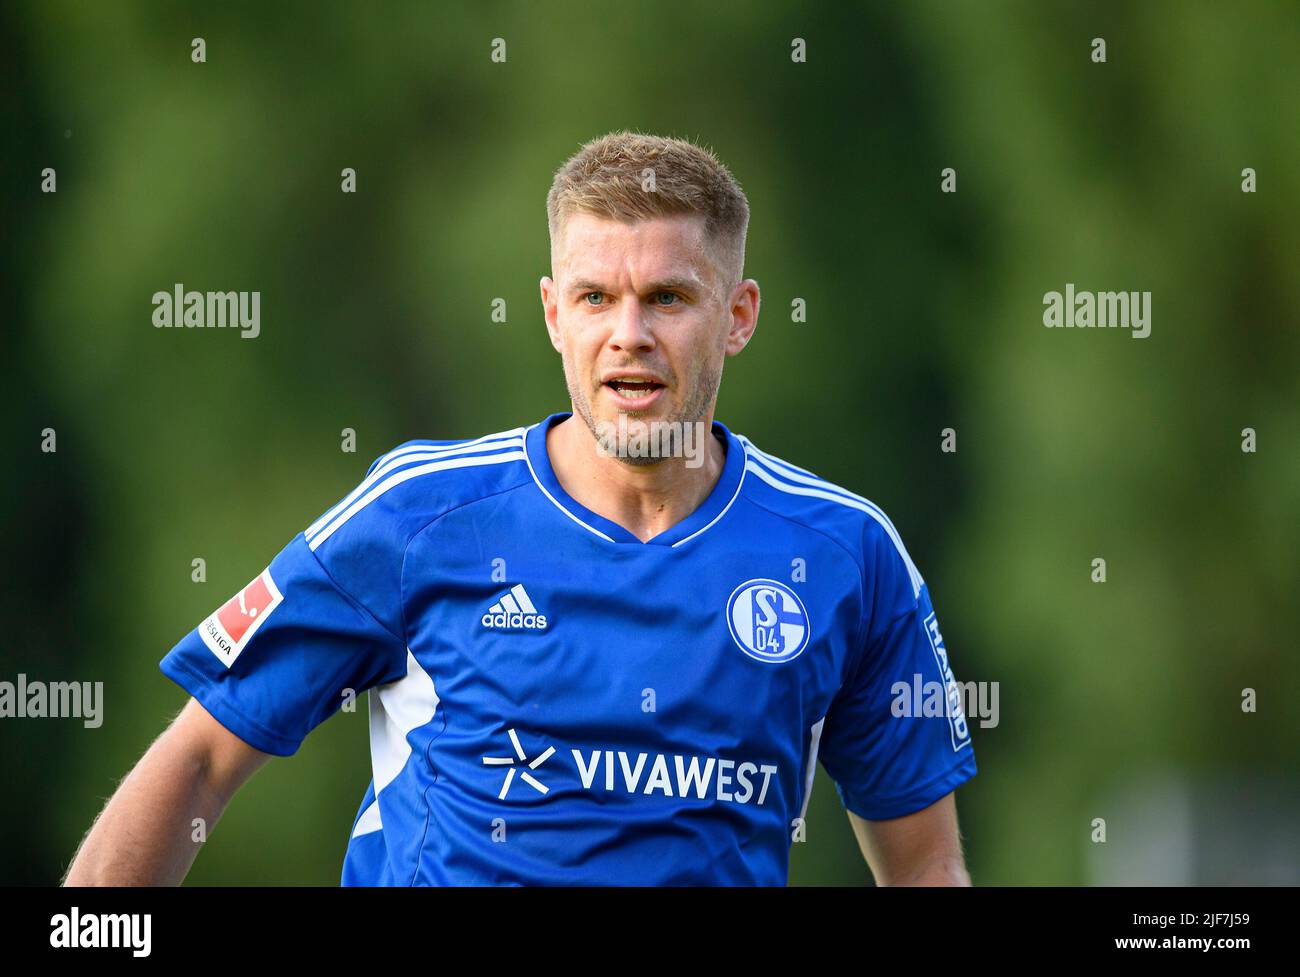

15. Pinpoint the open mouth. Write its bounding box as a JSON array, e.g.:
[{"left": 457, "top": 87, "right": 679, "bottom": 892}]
[{"left": 603, "top": 377, "right": 665, "bottom": 402}]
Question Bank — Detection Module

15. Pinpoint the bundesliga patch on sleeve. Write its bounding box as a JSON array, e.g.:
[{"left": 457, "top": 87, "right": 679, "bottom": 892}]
[{"left": 198, "top": 568, "right": 284, "bottom": 668}]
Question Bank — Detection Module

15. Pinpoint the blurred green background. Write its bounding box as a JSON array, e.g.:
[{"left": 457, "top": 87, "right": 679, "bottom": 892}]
[{"left": 3, "top": 1, "right": 1296, "bottom": 885}]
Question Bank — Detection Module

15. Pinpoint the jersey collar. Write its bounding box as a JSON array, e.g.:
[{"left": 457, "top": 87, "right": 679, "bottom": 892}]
[{"left": 523, "top": 411, "right": 747, "bottom": 547}]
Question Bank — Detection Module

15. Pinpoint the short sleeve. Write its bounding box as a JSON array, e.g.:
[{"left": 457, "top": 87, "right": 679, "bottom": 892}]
[
  {"left": 159, "top": 531, "right": 408, "bottom": 756},
  {"left": 817, "top": 526, "right": 977, "bottom": 820}
]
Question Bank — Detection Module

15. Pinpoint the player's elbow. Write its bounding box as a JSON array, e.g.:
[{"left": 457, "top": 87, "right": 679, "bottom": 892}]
[{"left": 166, "top": 697, "right": 273, "bottom": 801}]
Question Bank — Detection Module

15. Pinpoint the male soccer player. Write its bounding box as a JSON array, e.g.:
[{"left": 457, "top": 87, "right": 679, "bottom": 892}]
[{"left": 66, "top": 132, "right": 976, "bottom": 886}]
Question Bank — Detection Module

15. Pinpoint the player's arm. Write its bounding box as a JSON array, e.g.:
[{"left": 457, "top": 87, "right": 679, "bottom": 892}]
[
  {"left": 63, "top": 697, "right": 271, "bottom": 886},
  {"left": 846, "top": 791, "right": 970, "bottom": 886}
]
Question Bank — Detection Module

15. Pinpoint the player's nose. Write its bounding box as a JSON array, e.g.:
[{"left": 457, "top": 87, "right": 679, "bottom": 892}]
[{"left": 606, "top": 298, "right": 656, "bottom": 353}]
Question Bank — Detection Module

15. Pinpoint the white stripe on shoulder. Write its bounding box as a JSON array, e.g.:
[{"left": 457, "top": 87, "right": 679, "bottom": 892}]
[
  {"left": 306, "top": 428, "right": 525, "bottom": 541},
  {"left": 735, "top": 435, "right": 822, "bottom": 479},
  {"left": 739, "top": 436, "right": 913, "bottom": 547},
  {"left": 742, "top": 458, "right": 924, "bottom": 598},
  {"left": 308, "top": 445, "right": 526, "bottom": 552}
]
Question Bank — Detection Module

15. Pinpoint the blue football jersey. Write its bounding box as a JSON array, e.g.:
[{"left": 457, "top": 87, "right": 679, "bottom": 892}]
[{"left": 161, "top": 412, "right": 977, "bottom": 884}]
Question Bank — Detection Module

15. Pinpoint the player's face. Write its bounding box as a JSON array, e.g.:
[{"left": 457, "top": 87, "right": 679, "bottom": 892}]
[{"left": 541, "top": 213, "right": 756, "bottom": 458}]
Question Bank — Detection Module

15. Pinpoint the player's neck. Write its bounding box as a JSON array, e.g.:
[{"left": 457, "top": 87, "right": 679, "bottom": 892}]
[{"left": 546, "top": 414, "right": 726, "bottom": 543}]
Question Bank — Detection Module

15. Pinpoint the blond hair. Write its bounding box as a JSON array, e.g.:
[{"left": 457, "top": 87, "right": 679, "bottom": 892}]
[{"left": 546, "top": 131, "right": 750, "bottom": 286}]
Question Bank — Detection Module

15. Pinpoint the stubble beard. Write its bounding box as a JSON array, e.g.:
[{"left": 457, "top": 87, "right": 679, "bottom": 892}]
[{"left": 564, "top": 354, "right": 723, "bottom": 468}]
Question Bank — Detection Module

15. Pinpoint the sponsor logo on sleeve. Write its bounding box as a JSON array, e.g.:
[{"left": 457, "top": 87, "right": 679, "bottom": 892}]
[
  {"left": 198, "top": 568, "right": 283, "bottom": 668},
  {"left": 924, "top": 611, "right": 972, "bottom": 751}
]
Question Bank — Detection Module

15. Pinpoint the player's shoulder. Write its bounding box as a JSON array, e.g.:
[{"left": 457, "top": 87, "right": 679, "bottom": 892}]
[
  {"left": 733, "top": 428, "right": 923, "bottom": 589},
  {"left": 735, "top": 429, "right": 889, "bottom": 538},
  {"left": 304, "top": 422, "right": 533, "bottom": 557}
]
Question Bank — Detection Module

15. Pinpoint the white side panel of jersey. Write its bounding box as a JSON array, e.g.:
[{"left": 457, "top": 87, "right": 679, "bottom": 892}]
[{"left": 352, "top": 648, "right": 440, "bottom": 838}]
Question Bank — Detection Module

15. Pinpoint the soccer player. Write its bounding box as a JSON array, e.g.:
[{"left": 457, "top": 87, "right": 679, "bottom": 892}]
[{"left": 65, "top": 132, "right": 976, "bottom": 886}]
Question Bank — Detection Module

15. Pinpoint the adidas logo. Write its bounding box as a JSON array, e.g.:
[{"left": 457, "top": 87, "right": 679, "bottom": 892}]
[{"left": 481, "top": 584, "right": 549, "bottom": 631}]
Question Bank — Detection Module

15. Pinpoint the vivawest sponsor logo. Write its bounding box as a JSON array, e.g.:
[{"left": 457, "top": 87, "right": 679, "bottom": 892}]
[{"left": 482, "top": 726, "right": 781, "bottom": 808}]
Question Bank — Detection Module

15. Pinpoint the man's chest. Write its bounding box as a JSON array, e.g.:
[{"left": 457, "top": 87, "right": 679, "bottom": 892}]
[{"left": 395, "top": 524, "right": 864, "bottom": 806}]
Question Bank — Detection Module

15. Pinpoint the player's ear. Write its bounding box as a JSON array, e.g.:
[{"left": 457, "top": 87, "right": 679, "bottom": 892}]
[
  {"left": 723, "top": 278, "right": 759, "bottom": 356},
  {"left": 540, "top": 276, "right": 563, "bottom": 352}
]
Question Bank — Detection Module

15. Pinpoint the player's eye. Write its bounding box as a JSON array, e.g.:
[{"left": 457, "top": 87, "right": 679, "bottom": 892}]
[
  {"left": 583, "top": 292, "right": 604, "bottom": 306},
  {"left": 652, "top": 291, "right": 679, "bottom": 306}
]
